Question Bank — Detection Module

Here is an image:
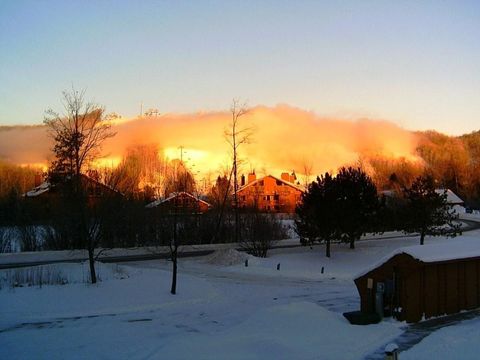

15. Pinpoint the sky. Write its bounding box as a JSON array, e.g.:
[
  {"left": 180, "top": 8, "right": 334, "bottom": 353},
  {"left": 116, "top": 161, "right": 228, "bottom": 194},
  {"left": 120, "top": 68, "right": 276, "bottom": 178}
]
[{"left": 0, "top": 0, "right": 479, "bottom": 135}]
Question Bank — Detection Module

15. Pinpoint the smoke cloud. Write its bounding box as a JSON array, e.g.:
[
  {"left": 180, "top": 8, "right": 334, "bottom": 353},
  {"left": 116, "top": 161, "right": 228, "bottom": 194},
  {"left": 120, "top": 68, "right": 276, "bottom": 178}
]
[{"left": 0, "top": 105, "right": 419, "bottom": 177}]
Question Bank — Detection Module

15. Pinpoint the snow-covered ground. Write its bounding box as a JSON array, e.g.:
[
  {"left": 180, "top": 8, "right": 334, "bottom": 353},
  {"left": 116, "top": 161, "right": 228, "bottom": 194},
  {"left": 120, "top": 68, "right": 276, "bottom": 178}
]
[
  {"left": 1, "top": 230, "right": 480, "bottom": 359},
  {"left": 401, "top": 317, "right": 480, "bottom": 360}
]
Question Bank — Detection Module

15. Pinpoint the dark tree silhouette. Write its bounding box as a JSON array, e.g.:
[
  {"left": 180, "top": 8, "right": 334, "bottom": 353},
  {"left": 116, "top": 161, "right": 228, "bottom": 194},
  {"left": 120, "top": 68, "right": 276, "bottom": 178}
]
[
  {"left": 295, "top": 172, "right": 337, "bottom": 257},
  {"left": 334, "top": 167, "right": 379, "bottom": 249},
  {"left": 402, "top": 175, "right": 461, "bottom": 245},
  {"left": 44, "top": 88, "right": 115, "bottom": 284},
  {"left": 225, "top": 99, "right": 252, "bottom": 243},
  {"left": 295, "top": 167, "right": 379, "bottom": 256}
]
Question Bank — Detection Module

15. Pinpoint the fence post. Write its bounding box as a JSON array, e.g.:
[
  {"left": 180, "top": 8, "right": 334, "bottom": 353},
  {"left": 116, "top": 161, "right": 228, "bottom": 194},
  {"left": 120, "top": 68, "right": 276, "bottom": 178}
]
[{"left": 384, "top": 343, "right": 399, "bottom": 360}]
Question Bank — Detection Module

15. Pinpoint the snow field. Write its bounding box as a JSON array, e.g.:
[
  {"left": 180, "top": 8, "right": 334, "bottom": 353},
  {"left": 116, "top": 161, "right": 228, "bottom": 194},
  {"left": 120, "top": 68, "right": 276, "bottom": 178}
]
[{"left": 1, "top": 231, "right": 480, "bottom": 359}]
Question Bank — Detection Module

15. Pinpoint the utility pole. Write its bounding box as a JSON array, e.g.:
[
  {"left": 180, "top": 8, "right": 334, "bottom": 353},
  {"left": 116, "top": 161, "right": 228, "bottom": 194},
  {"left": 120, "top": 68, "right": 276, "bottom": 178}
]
[{"left": 178, "top": 146, "right": 184, "bottom": 163}]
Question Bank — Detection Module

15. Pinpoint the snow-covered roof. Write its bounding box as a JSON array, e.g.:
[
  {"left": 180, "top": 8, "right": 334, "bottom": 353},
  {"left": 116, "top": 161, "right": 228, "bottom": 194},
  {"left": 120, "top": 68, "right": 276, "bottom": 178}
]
[
  {"left": 435, "top": 189, "right": 464, "bottom": 204},
  {"left": 381, "top": 188, "right": 464, "bottom": 205},
  {"left": 24, "top": 174, "right": 122, "bottom": 198},
  {"left": 355, "top": 237, "right": 480, "bottom": 279},
  {"left": 145, "top": 191, "right": 211, "bottom": 208},
  {"left": 24, "top": 181, "right": 51, "bottom": 197},
  {"left": 237, "top": 174, "right": 305, "bottom": 193}
]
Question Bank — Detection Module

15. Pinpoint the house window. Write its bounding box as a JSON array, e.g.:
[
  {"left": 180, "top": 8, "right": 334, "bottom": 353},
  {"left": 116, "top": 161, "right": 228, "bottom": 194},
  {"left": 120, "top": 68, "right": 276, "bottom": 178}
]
[
  {"left": 276, "top": 180, "right": 283, "bottom": 186},
  {"left": 273, "top": 194, "right": 279, "bottom": 201},
  {"left": 259, "top": 180, "right": 264, "bottom": 186}
]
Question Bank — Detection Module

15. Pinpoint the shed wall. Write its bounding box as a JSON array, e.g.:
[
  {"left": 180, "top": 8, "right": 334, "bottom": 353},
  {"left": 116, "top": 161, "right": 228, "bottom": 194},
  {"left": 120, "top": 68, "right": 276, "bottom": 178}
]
[{"left": 356, "top": 254, "right": 480, "bottom": 323}]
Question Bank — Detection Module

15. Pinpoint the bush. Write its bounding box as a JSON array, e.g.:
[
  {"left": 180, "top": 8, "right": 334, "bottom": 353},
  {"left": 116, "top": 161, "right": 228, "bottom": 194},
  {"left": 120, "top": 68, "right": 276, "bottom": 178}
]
[
  {"left": 0, "top": 227, "right": 13, "bottom": 253},
  {"left": 239, "top": 211, "right": 286, "bottom": 258}
]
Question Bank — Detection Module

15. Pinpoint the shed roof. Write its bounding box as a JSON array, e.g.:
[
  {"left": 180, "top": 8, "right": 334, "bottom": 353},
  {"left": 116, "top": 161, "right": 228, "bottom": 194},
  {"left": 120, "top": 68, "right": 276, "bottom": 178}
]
[{"left": 355, "top": 237, "right": 480, "bottom": 279}]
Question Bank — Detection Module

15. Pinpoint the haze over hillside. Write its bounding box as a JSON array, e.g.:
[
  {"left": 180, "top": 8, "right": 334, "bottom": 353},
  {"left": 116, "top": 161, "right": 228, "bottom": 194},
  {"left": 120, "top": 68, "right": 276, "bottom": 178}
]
[{"left": 0, "top": 105, "right": 420, "bottom": 176}]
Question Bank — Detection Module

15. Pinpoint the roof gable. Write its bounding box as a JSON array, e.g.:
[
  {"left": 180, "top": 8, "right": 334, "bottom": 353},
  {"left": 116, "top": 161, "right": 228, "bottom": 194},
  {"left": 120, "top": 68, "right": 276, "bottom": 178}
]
[
  {"left": 237, "top": 174, "right": 305, "bottom": 193},
  {"left": 146, "top": 191, "right": 211, "bottom": 208},
  {"left": 24, "top": 174, "right": 122, "bottom": 197}
]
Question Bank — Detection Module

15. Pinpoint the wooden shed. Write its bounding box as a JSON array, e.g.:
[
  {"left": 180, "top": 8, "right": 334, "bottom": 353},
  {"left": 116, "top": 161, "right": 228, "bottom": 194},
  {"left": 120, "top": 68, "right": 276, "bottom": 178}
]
[{"left": 354, "top": 238, "right": 480, "bottom": 323}]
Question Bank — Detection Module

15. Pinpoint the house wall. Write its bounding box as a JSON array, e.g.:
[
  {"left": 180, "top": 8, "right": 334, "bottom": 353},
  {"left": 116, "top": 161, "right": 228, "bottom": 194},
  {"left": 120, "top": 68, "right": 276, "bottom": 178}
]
[
  {"left": 355, "top": 254, "right": 480, "bottom": 323},
  {"left": 237, "top": 176, "right": 303, "bottom": 213}
]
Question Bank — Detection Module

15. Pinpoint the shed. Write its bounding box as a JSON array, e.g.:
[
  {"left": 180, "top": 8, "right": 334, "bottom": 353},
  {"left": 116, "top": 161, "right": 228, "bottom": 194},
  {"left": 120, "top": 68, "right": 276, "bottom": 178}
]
[{"left": 354, "top": 238, "right": 480, "bottom": 323}]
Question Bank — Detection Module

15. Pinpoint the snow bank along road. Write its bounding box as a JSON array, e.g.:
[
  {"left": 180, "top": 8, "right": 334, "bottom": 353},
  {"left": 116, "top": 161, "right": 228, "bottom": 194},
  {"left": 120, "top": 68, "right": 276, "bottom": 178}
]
[{"left": 1, "top": 217, "right": 478, "bottom": 270}]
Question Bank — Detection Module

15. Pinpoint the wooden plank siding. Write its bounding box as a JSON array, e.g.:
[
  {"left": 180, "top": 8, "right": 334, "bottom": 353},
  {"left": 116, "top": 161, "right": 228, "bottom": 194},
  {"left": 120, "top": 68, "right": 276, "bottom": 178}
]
[
  {"left": 445, "top": 263, "right": 459, "bottom": 315},
  {"left": 355, "top": 254, "right": 480, "bottom": 323},
  {"left": 424, "top": 265, "right": 438, "bottom": 318}
]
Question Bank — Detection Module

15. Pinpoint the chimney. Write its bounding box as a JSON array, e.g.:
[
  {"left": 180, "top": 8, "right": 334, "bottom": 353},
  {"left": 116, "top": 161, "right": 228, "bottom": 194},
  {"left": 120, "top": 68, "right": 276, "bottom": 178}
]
[
  {"left": 281, "top": 172, "right": 290, "bottom": 182},
  {"left": 248, "top": 172, "right": 256, "bottom": 184},
  {"left": 241, "top": 174, "right": 246, "bottom": 186},
  {"left": 290, "top": 171, "right": 297, "bottom": 184},
  {"left": 34, "top": 173, "right": 42, "bottom": 187}
]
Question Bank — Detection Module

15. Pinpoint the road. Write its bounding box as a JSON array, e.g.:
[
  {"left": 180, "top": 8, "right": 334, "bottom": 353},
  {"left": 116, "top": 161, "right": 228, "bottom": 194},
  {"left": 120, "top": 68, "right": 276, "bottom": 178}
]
[{"left": 1, "top": 218, "right": 479, "bottom": 270}]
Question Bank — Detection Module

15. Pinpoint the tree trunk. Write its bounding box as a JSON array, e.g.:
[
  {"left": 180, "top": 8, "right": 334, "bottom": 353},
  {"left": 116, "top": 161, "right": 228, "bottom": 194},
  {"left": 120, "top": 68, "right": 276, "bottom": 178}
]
[
  {"left": 420, "top": 231, "right": 425, "bottom": 245},
  {"left": 170, "top": 213, "right": 178, "bottom": 295},
  {"left": 326, "top": 238, "right": 331, "bottom": 258},
  {"left": 170, "top": 254, "right": 177, "bottom": 295},
  {"left": 88, "top": 246, "right": 97, "bottom": 284},
  {"left": 349, "top": 237, "right": 355, "bottom": 249}
]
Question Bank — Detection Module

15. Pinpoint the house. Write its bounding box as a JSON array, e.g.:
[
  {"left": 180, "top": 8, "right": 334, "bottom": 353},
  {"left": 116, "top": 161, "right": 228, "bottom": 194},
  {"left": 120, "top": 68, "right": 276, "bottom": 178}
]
[
  {"left": 436, "top": 189, "right": 465, "bottom": 213},
  {"left": 381, "top": 188, "right": 465, "bottom": 212},
  {"left": 23, "top": 172, "right": 123, "bottom": 224},
  {"left": 354, "top": 238, "right": 480, "bottom": 323},
  {"left": 24, "top": 172, "right": 122, "bottom": 205},
  {"left": 236, "top": 172, "right": 305, "bottom": 213},
  {"left": 145, "top": 192, "right": 211, "bottom": 214}
]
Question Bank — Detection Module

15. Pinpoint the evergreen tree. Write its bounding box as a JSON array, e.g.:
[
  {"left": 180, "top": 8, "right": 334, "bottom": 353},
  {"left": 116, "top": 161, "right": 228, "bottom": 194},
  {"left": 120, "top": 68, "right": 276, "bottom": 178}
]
[
  {"left": 295, "top": 172, "right": 337, "bottom": 257},
  {"left": 334, "top": 167, "right": 379, "bottom": 249},
  {"left": 44, "top": 88, "right": 115, "bottom": 284},
  {"left": 295, "top": 167, "right": 379, "bottom": 256},
  {"left": 402, "top": 175, "right": 461, "bottom": 245}
]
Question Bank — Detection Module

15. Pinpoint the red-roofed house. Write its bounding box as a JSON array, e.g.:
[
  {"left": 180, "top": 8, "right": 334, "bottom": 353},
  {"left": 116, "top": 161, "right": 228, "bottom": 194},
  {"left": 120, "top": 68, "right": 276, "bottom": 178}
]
[{"left": 236, "top": 172, "right": 304, "bottom": 213}]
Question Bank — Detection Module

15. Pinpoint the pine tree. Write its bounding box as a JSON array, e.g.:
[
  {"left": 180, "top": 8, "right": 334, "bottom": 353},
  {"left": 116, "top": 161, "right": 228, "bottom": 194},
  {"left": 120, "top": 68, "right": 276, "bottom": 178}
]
[
  {"left": 44, "top": 88, "right": 115, "bottom": 283},
  {"left": 334, "top": 167, "right": 379, "bottom": 249},
  {"left": 295, "top": 167, "right": 379, "bottom": 256},
  {"left": 296, "top": 172, "right": 337, "bottom": 257},
  {"left": 402, "top": 175, "right": 461, "bottom": 245}
]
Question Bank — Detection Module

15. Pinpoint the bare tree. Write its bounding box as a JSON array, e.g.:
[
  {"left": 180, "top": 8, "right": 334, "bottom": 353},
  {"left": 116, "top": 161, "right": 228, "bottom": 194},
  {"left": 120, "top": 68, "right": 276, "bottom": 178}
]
[
  {"left": 239, "top": 209, "right": 285, "bottom": 258},
  {"left": 45, "top": 88, "right": 114, "bottom": 179},
  {"left": 224, "top": 99, "right": 253, "bottom": 242},
  {"left": 44, "top": 88, "right": 115, "bottom": 284},
  {"left": 301, "top": 158, "right": 314, "bottom": 188}
]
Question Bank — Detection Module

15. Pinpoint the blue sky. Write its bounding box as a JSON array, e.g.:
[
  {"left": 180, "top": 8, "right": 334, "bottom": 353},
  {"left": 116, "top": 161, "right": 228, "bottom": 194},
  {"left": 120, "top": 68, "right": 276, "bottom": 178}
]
[{"left": 0, "top": 0, "right": 479, "bottom": 135}]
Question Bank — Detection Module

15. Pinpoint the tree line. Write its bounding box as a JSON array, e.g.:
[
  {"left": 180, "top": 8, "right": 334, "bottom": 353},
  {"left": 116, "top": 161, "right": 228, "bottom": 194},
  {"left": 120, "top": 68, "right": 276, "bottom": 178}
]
[
  {"left": 365, "top": 130, "right": 480, "bottom": 208},
  {"left": 0, "top": 90, "right": 282, "bottom": 292},
  {"left": 296, "top": 167, "right": 461, "bottom": 258}
]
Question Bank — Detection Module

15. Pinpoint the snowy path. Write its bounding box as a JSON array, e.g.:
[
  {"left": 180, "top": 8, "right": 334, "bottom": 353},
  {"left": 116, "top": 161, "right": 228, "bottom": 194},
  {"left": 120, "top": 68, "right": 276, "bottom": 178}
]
[
  {"left": 129, "top": 258, "right": 360, "bottom": 314},
  {"left": 365, "top": 308, "right": 480, "bottom": 359}
]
